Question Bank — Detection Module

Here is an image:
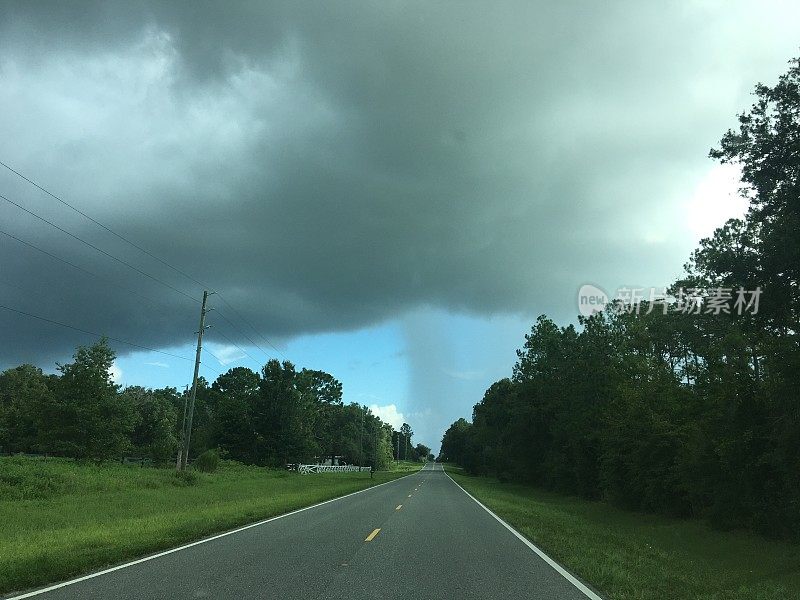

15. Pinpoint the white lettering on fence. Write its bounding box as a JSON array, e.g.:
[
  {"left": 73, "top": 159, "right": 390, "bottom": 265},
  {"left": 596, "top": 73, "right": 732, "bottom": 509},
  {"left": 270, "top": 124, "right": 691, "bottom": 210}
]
[{"left": 297, "top": 465, "right": 371, "bottom": 474}]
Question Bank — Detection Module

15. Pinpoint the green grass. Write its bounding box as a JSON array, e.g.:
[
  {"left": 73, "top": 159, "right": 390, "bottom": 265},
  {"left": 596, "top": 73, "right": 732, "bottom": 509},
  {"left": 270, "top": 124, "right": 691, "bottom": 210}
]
[
  {"left": 0, "top": 456, "right": 417, "bottom": 595},
  {"left": 392, "top": 459, "right": 427, "bottom": 472},
  {"left": 446, "top": 467, "right": 800, "bottom": 600}
]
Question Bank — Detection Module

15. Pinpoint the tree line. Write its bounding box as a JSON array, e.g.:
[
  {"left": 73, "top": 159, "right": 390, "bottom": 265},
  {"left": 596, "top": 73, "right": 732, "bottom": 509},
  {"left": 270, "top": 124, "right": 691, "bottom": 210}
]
[
  {"left": 0, "top": 339, "right": 424, "bottom": 470},
  {"left": 441, "top": 57, "right": 800, "bottom": 539}
]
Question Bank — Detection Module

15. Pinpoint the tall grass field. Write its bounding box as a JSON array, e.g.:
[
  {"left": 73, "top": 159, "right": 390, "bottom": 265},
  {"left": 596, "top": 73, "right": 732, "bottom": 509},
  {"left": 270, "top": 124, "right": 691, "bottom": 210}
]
[
  {"left": 446, "top": 467, "right": 800, "bottom": 600},
  {"left": 0, "top": 456, "right": 415, "bottom": 595}
]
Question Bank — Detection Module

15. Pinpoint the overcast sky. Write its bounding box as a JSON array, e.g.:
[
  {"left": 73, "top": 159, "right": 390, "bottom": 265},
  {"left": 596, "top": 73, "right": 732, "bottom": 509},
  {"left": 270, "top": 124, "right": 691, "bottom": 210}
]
[{"left": 1, "top": 1, "right": 798, "bottom": 448}]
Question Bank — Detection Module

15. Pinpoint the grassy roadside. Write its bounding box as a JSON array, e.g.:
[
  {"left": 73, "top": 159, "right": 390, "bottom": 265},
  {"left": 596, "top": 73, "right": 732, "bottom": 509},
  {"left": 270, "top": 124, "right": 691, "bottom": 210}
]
[
  {"left": 0, "top": 457, "right": 418, "bottom": 595},
  {"left": 445, "top": 466, "right": 800, "bottom": 600},
  {"left": 392, "top": 460, "right": 426, "bottom": 472}
]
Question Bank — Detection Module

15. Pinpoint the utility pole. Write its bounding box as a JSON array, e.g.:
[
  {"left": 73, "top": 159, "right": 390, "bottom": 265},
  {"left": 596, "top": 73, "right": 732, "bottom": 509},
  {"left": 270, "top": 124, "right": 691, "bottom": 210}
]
[
  {"left": 359, "top": 406, "right": 364, "bottom": 468},
  {"left": 175, "top": 384, "right": 190, "bottom": 470},
  {"left": 396, "top": 432, "right": 400, "bottom": 464},
  {"left": 179, "top": 290, "right": 211, "bottom": 470},
  {"left": 372, "top": 423, "right": 378, "bottom": 478}
]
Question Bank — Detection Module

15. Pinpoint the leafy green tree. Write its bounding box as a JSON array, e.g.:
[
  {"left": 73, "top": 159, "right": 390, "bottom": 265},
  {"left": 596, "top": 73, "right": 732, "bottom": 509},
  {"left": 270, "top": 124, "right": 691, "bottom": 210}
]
[
  {"left": 255, "top": 359, "right": 319, "bottom": 466},
  {"left": 0, "top": 341, "right": 417, "bottom": 478},
  {"left": 471, "top": 378, "right": 516, "bottom": 476},
  {"left": 328, "top": 403, "right": 366, "bottom": 464},
  {"left": 297, "top": 368, "right": 343, "bottom": 463},
  {"left": 356, "top": 410, "right": 392, "bottom": 470},
  {"left": 442, "top": 56, "right": 800, "bottom": 538},
  {"left": 0, "top": 364, "right": 52, "bottom": 453},
  {"left": 393, "top": 422, "right": 413, "bottom": 460},
  {"left": 211, "top": 367, "right": 260, "bottom": 462},
  {"left": 440, "top": 418, "right": 474, "bottom": 466},
  {"left": 122, "top": 386, "right": 179, "bottom": 462},
  {"left": 297, "top": 369, "right": 343, "bottom": 405},
  {"left": 414, "top": 443, "right": 431, "bottom": 462},
  {"left": 690, "top": 55, "right": 800, "bottom": 533},
  {"left": 708, "top": 57, "right": 800, "bottom": 335},
  {"left": 42, "top": 339, "right": 134, "bottom": 460},
  {"left": 376, "top": 422, "right": 394, "bottom": 470}
]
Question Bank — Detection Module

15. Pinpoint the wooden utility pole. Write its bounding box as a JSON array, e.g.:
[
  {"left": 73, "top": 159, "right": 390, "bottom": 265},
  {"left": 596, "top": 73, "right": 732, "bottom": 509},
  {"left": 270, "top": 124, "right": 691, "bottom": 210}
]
[
  {"left": 179, "top": 290, "right": 211, "bottom": 470},
  {"left": 175, "top": 384, "right": 190, "bottom": 469},
  {"left": 359, "top": 406, "right": 364, "bottom": 467},
  {"left": 372, "top": 424, "right": 378, "bottom": 478}
]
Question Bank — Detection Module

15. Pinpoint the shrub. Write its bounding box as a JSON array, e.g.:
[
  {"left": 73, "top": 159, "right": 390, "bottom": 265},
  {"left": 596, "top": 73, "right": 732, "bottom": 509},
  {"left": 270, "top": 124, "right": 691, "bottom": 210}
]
[
  {"left": 172, "top": 470, "right": 199, "bottom": 486},
  {"left": 194, "top": 449, "right": 219, "bottom": 473}
]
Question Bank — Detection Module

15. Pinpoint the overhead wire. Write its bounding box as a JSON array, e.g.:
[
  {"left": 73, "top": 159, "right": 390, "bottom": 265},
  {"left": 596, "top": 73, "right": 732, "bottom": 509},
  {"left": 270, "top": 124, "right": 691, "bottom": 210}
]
[
  {"left": 206, "top": 325, "right": 264, "bottom": 368},
  {"left": 215, "top": 294, "right": 288, "bottom": 360},
  {"left": 0, "top": 192, "right": 199, "bottom": 304},
  {"left": 1, "top": 160, "right": 288, "bottom": 362},
  {"left": 0, "top": 302, "right": 194, "bottom": 362},
  {"left": 212, "top": 308, "right": 283, "bottom": 363},
  {"left": 0, "top": 226, "right": 187, "bottom": 313},
  {"left": 1, "top": 160, "right": 289, "bottom": 369},
  {"left": 0, "top": 228, "right": 260, "bottom": 371},
  {"left": 0, "top": 159, "right": 208, "bottom": 290}
]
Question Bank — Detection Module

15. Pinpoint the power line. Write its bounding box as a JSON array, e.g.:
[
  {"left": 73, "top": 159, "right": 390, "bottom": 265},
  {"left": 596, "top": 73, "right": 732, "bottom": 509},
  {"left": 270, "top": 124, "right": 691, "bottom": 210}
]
[
  {"left": 207, "top": 326, "right": 263, "bottom": 367},
  {"left": 1, "top": 160, "right": 288, "bottom": 362},
  {"left": 0, "top": 192, "right": 199, "bottom": 304},
  {"left": 0, "top": 232, "right": 226, "bottom": 377},
  {"left": 0, "top": 299, "right": 222, "bottom": 378},
  {"left": 216, "top": 294, "right": 288, "bottom": 360},
  {"left": 198, "top": 361, "right": 223, "bottom": 378},
  {"left": 0, "top": 302, "right": 194, "bottom": 361},
  {"left": 0, "top": 227, "right": 184, "bottom": 313},
  {"left": 1, "top": 232, "right": 244, "bottom": 378},
  {"left": 203, "top": 359, "right": 226, "bottom": 374},
  {"left": 213, "top": 308, "right": 284, "bottom": 363},
  {"left": 0, "top": 159, "right": 207, "bottom": 290},
  {"left": 202, "top": 348, "right": 228, "bottom": 369}
]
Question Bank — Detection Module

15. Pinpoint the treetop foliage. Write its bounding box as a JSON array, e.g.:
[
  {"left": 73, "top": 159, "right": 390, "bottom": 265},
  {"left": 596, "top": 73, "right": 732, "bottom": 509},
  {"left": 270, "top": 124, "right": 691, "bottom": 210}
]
[
  {"left": 1, "top": 344, "right": 419, "bottom": 471},
  {"left": 441, "top": 55, "right": 800, "bottom": 539}
]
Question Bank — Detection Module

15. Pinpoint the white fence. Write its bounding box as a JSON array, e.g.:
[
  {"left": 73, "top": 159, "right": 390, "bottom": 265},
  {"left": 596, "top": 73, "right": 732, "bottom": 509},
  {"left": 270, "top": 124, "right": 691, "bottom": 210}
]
[{"left": 297, "top": 464, "right": 371, "bottom": 474}]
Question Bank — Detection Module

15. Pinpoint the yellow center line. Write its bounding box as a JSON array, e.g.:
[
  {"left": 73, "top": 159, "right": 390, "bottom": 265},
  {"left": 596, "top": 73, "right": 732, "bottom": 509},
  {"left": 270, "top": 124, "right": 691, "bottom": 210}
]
[
  {"left": 364, "top": 528, "right": 381, "bottom": 542},
  {"left": 396, "top": 504, "right": 403, "bottom": 510}
]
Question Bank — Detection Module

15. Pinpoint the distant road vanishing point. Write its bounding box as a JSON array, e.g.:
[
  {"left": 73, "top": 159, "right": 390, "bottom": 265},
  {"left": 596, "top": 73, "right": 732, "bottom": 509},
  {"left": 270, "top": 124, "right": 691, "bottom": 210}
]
[{"left": 8, "top": 463, "right": 601, "bottom": 600}]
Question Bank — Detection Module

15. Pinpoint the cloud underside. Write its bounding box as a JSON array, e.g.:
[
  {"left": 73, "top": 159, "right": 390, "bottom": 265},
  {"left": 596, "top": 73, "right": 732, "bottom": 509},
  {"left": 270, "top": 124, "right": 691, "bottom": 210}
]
[
  {"left": 0, "top": 1, "right": 797, "bottom": 365},
  {"left": 369, "top": 404, "right": 406, "bottom": 431}
]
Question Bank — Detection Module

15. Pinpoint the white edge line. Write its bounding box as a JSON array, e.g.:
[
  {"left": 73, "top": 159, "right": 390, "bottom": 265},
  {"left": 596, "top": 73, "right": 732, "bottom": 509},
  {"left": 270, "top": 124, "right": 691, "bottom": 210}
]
[
  {"left": 444, "top": 469, "right": 604, "bottom": 600},
  {"left": 7, "top": 471, "right": 418, "bottom": 599}
]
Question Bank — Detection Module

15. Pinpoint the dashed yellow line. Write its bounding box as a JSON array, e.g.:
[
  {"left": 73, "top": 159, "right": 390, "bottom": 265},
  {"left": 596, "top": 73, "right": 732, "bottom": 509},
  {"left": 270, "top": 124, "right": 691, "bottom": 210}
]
[{"left": 364, "top": 528, "right": 381, "bottom": 542}]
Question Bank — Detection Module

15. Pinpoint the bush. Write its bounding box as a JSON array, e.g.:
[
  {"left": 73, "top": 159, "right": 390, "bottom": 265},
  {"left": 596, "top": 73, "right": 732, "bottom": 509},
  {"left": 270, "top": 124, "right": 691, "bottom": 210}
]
[
  {"left": 172, "top": 470, "right": 199, "bottom": 486},
  {"left": 194, "top": 449, "right": 219, "bottom": 473}
]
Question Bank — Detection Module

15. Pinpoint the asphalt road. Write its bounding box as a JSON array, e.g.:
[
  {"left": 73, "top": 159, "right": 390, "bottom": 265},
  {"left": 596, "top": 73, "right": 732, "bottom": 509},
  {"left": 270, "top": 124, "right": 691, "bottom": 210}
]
[{"left": 11, "top": 463, "right": 599, "bottom": 599}]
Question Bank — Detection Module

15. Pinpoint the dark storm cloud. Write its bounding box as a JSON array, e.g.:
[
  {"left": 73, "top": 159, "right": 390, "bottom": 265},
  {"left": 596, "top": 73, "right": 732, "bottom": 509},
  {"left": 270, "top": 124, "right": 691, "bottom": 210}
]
[{"left": 0, "top": 1, "right": 798, "bottom": 365}]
